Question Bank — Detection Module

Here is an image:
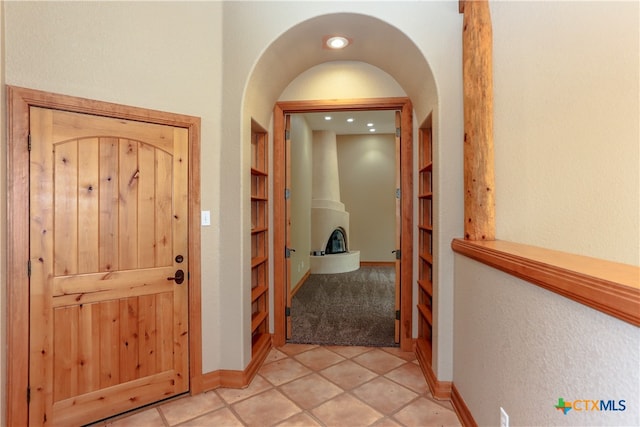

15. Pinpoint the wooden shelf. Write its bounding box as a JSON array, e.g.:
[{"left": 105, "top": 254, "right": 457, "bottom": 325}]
[
  {"left": 417, "top": 303, "right": 433, "bottom": 326},
  {"left": 419, "top": 252, "right": 433, "bottom": 265},
  {"left": 251, "top": 226, "right": 268, "bottom": 234},
  {"left": 251, "top": 285, "right": 268, "bottom": 302},
  {"left": 251, "top": 310, "right": 268, "bottom": 333},
  {"left": 420, "top": 162, "right": 433, "bottom": 173},
  {"left": 252, "top": 331, "right": 270, "bottom": 351},
  {"left": 417, "top": 124, "right": 433, "bottom": 367},
  {"left": 418, "top": 279, "right": 433, "bottom": 297},
  {"left": 251, "top": 121, "right": 269, "bottom": 359},
  {"left": 251, "top": 256, "right": 267, "bottom": 268},
  {"left": 251, "top": 167, "right": 267, "bottom": 176}
]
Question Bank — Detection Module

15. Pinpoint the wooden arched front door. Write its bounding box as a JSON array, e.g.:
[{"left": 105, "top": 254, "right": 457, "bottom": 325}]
[{"left": 6, "top": 86, "right": 202, "bottom": 426}]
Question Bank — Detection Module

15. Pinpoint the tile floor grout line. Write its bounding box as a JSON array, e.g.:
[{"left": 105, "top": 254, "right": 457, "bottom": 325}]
[
  {"left": 277, "top": 349, "right": 416, "bottom": 426},
  {"left": 156, "top": 406, "right": 171, "bottom": 427},
  {"left": 224, "top": 393, "right": 258, "bottom": 427},
  {"left": 103, "top": 344, "right": 462, "bottom": 427}
]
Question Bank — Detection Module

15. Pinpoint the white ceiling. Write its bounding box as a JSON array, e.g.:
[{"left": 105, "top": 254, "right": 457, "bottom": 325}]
[{"left": 301, "top": 110, "right": 397, "bottom": 135}]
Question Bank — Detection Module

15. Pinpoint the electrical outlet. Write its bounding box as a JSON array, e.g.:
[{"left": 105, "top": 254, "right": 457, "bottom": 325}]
[{"left": 500, "top": 407, "right": 509, "bottom": 427}]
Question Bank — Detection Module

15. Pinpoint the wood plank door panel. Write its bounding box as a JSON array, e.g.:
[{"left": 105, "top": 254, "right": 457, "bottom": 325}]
[{"left": 29, "top": 107, "right": 189, "bottom": 426}]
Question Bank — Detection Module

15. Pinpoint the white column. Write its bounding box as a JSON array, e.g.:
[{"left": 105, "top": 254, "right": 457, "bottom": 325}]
[
  {"left": 312, "top": 130, "right": 344, "bottom": 210},
  {"left": 309, "top": 130, "right": 360, "bottom": 273}
]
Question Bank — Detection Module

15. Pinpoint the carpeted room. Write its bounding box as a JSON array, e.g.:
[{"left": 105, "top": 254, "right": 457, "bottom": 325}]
[{"left": 287, "top": 114, "right": 399, "bottom": 347}]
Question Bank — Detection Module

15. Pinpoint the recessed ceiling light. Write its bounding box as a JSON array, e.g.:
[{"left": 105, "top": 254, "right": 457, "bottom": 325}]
[
  {"left": 324, "top": 116, "right": 332, "bottom": 121},
  {"left": 367, "top": 123, "right": 374, "bottom": 127},
  {"left": 324, "top": 35, "right": 351, "bottom": 50},
  {"left": 346, "top": 118, "right": 354, "bottom": 123},
  {"left": 369, "top": 128, "right": 376, "bottom": 132}
]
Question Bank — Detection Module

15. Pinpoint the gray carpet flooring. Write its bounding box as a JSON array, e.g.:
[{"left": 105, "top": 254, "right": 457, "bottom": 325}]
[{"left": 289, "top": 266, "right": 398, "bottom": 347}]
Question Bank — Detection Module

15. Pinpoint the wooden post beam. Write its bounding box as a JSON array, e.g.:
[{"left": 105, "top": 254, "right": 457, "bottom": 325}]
[{"left": 462, "top": 0, "right": 495, "bottom": 241}]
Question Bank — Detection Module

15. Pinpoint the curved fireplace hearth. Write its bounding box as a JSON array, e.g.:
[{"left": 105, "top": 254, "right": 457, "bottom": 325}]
[{"left": 310, "top": 251, "right": 360, "bottom": 274}]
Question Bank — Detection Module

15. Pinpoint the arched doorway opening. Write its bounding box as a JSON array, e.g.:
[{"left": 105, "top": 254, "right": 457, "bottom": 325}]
[{"left": 241, "top": 10, "right": 444, "bottom": 363}]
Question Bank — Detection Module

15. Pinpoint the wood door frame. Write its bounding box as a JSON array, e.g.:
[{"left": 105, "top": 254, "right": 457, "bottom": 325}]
[
  {"left": 273, "top": 97, "right": 413, "bottom": 351},
  {"left": 5, "top": 86, "right": 203, "bottom": 426}
]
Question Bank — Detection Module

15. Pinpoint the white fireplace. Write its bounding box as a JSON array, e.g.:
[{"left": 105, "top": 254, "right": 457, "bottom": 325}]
[{"left": 310, "top": 130, "right": 360, "bottom": 274}]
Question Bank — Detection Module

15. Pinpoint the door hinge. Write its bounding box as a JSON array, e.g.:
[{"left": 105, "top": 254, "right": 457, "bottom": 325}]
[
  {"left": 28, "top": 134, "right": 32, "bottom": 151},
  {"left": 395, "top": 188, "right": 401, "bottom": 199},
  {"left": 285, "top": 130, "right": 290, "bottom": 140},
  {"left": 392, "top": 249, "right": 401, "bottom": 260},
  {"left": 284, "top": 188, "right": 291, "bottom": 200},
  {"left": 27, "top": 387, "right": 30, "bottom": 404},
  {"left": 395, "top": 310, "right": 400, "bottom": 320},
  {"left": 285, "top": 247, "right": 296, "bottom": 258},
  {"left": 396, "top": 127, "right": 401, "bottom": 137},
  {"left": 27, "top": 259, "right": 31, "bottom": 277},
  {"left": 285, "top": 307, "right": 291, "bottom": 317}
]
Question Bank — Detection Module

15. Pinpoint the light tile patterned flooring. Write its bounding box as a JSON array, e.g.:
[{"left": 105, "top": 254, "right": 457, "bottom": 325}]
[{"left": 101, "top": 344, "right": 462, "bottom": 427}]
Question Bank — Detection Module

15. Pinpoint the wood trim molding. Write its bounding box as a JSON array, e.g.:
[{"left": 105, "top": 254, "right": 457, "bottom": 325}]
[
  {"left": 415, "top": 339, "right": 452, "bottom": 400},
  {"left": 290, "top": 270, "right": 311, "bottom": 298},
  {"left": 272, "top": 104, "right": 286, "bottom": 346},
  {"left": 451, "top": 239, "right": 640, "bottom": 326},
  {"left": 273, "top": 98, "right": 413, "bottom": 351},
  {"left": 360, "top": 261, "right": 395, "bottom": 267},
  {"left": 415, "top": 339, "right": 477, "bottom": 426},
  {"left": 451, "top": 383, "right": 478, "bottom": 427},
  {"left": 5, "top": 86, "right": 203, "bottom": 425},
  {"left": 197, "top": 336, "right": 273, "bottom": 392}
]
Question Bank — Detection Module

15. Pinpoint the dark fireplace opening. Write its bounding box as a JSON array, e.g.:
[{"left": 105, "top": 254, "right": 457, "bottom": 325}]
[{"left": 325, "top": 228, "right": 347, "bottom": 254}]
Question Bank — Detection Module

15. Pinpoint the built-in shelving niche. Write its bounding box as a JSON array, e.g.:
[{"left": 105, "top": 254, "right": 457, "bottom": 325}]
[
  {"left": 416, "top": 119, "right": 433, "bottom": 365},
  {"left": 251, "top": 120, "right": 270, "bottom": 356}
]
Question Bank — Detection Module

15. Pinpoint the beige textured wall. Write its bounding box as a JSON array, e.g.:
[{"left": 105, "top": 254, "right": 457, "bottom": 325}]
[
  {"left": 454, "top": 256, "right": 640, "bottom": 426},
  {"left": 338, "top": 134, "right": 396, "bottom": 262},
  {"left": 492, "top": 0, "right": 639, "bottom": 266},
  {"left": 289, "top": 115, "right": 313, "bottom": 289}
]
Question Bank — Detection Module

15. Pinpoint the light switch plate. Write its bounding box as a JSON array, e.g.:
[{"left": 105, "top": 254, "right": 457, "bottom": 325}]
[{"left": 201, "top": 210, "right": 211, "bottom": 226}]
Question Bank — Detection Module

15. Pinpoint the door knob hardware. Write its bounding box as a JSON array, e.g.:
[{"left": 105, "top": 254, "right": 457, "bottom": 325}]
[{"left": 167, "top": 269, "right": 185, "bottom": 284}]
